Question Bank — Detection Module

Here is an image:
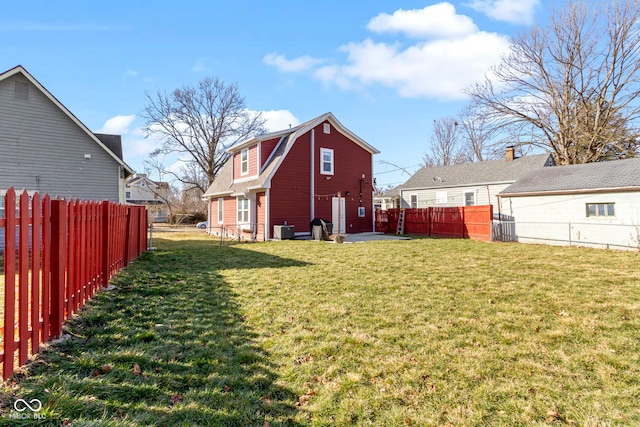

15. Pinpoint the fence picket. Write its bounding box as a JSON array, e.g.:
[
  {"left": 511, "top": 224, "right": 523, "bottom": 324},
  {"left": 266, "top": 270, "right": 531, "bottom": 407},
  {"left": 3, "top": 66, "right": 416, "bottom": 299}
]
[
  {"left": 1, "top": 188, "right": 148, "bottom": 379},
  {"left": 3, "top": 188, "right": 16, "bottom": 379},
  {"left": 376, "top": 206, "right": 493, "bottom": 242}
]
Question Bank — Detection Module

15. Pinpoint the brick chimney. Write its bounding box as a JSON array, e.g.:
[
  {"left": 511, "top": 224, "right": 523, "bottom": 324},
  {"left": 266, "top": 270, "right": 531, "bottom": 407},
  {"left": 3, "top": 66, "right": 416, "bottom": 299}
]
[{"left": 505, "top": 146, "right": 515, "bottom": 161}]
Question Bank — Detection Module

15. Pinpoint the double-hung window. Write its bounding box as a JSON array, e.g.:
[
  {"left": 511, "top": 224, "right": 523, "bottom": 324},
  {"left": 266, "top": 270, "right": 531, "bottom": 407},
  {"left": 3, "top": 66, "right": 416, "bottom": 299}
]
[
  {"left": 237, "top": 197, "right": 249, "bottom": 223},
  {"left": 320, "top": 148, "right": 334, "bottom": 175},
  {"left": 464, "top": 191, "right": 476, "bottom": 206},
  {"left": 217, "top": 198, "right": 224, "bottom": 223},
  {"left": 241, "top": 148, "right": 249, "bottom": 175}
]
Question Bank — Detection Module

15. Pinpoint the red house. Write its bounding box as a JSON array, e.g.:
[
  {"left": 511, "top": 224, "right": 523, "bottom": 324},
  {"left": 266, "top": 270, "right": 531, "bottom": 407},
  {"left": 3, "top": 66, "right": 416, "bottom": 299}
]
[{"left": 203, "top": 112, "right": 380, "bottom": 240}]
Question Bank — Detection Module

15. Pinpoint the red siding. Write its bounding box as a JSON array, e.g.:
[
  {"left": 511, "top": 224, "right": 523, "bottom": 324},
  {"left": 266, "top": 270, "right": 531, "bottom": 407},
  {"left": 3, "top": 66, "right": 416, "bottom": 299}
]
[
  {"left": 256, "top": 191, "right": 266, "bottom": 240},
  {"left": 260, "top": 137, "right": 281, "bottom": 169},
  {"left": 233, "top": 144, "right": 259, "bottom": 179},
  {"left": 312, "top": 121, "right": 374, "bottom": 233},
  {"left": 270, "top": 133, "right": 312, "bottom": 233},
  {"left": 223, "top": 197, "right": 236, "bottom": 225},
  {"left": 268, "top": 121, "right": 375, "bottom": 235}
]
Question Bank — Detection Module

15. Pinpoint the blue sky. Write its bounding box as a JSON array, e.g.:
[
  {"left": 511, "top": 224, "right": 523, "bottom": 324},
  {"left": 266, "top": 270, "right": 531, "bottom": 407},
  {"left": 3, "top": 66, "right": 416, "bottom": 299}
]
[{"left": 1, "top": 0, "right": 544, "bottom": 188}]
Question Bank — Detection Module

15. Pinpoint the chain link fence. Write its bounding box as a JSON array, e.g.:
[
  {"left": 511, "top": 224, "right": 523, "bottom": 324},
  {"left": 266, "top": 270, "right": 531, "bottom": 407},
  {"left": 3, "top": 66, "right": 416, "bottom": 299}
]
[{"left": 493, "top": 220, "right": 640, "bottom": 251}]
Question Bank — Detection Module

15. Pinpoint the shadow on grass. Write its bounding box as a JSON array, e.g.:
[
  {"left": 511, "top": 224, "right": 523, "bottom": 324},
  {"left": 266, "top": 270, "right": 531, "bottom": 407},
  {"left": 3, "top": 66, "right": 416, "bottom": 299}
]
[{"left": 4, "top": 238, "right": 309, "bottom": 426}]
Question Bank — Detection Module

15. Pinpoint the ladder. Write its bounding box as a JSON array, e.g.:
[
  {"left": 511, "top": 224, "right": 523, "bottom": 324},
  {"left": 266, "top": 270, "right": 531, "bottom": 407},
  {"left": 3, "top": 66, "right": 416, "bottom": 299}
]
[{"left": 396, "top": 209, "right": 406, "bottom": 235}]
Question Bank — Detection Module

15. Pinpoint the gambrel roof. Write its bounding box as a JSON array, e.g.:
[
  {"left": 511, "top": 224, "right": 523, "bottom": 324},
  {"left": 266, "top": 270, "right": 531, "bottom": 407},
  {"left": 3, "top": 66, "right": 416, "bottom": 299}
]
[{"left": 500, "top": 157, "right": 640, "bottom": 196}]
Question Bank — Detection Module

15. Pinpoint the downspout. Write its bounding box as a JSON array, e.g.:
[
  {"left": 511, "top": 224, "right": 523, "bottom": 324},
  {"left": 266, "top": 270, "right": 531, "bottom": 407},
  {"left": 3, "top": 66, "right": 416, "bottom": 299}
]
[{"left": 310, "top": 129, "right": 315, "bottom": 221}]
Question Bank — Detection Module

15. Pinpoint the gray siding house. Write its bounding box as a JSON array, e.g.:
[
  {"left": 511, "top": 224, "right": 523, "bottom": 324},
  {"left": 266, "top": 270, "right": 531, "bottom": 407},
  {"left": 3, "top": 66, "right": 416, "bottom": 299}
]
[
  {"left": 0, "top": 65, "right": 133, "bottom": 204},
  {"left": 498, "top": 157, "right": 640, "bottom": 250},
  {"left": 398, "top": 149, "right": 554, "bottom": 213}
]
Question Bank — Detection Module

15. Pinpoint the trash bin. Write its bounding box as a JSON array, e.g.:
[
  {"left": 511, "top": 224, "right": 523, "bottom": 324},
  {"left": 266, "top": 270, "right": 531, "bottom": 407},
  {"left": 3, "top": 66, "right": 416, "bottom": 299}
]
[{"left": 310, "top": 218, "right": 332, "bottom": 241}]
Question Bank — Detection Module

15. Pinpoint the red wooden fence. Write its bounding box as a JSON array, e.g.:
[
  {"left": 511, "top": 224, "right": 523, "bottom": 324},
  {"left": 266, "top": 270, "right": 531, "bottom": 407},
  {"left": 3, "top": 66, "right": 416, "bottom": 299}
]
[
  {"left": 0, "top": 187, "right": 147, "bottom": 379},
  {"left": 375, "top": 206, "right": 493, "bottom": 241}
]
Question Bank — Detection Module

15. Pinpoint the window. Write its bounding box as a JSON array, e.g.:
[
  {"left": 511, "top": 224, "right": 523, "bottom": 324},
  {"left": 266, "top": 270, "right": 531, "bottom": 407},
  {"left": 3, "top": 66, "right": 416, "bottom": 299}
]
[
  {"left": 237, "top": 197, "right": 249, "bottom": 223},
  {"left": 464, "top": 191, "right": 476, "bottom": 206},
  {"left": 320, "top": 148, "right": 334, "bottom": 175},
  {"left": 217, "top": 198, "right": 224, "bottom": 223},
  {"left": 241, "top": 148, "right": 249, "bottom": 175},
  {"left": 125, "top": 191, "right": 131, "bottom": 199},
  {"left": 436, "top": 191, "right": 448, "bottom": 204},
  {"left": 323, "top": 123, "right": 331, "bottom": 134},
  {"left": 586, "top": 203, "right": 615, "bottom": 217},
  {"left": 358, "top": 206, "right": 365, "bottom": 217},
  {"left": 410, "top": 194, "right": 418, "bottom": 208}
]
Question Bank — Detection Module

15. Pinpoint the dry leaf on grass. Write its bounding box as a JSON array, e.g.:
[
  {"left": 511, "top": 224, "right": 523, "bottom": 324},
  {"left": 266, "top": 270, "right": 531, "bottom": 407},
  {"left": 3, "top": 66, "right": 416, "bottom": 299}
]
[
  {"left": 170, "top": 394, "right": 183, "bottom": 405},
  {"left": 133, "top": 363, "right": 142, "bottom": 376}
]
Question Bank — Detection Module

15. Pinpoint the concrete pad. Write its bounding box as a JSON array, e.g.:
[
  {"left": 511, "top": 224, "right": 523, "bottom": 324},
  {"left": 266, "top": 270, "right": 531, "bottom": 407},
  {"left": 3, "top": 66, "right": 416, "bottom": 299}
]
[{"left": 340, "top": 232, "right": 411, "bottom": 243}]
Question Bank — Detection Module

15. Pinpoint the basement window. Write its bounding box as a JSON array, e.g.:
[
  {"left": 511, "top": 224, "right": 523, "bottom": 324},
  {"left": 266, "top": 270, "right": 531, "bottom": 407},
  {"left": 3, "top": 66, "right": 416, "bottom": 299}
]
[{"left": 586, "top": 203, "right": 615, "bottom": 217}]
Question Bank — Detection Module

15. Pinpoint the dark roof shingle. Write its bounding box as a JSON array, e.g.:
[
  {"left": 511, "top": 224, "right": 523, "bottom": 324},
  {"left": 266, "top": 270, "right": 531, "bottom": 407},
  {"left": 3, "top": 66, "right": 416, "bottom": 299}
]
[
  {"left": 500, "top": 157, "right": 640, "bottom": 195},
  {"left": 400, "top": 153, "right": 553, "bottom": 190}
]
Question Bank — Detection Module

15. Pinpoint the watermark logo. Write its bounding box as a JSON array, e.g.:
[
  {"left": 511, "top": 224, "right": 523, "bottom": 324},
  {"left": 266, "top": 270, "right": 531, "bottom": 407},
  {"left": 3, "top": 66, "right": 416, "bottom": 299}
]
[
  {"left": 14, "top": 398, "right": 42, "bottom": 412},
  {"left": 8, "top": 398, "right": 45, "bottom": 420}
]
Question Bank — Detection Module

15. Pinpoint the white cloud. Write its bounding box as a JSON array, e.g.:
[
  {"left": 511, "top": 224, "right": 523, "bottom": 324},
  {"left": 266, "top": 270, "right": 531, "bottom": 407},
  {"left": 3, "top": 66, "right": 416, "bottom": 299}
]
[
  {"left": 260, "top": 109, "right": 300, "bottom": 131},
  {"left": 367, "top": 2, "right": 478, "bottom": 39},
  {"left": 465, "top": 0, "right": 539, "bottom": 25},
  {"left": 95, "top": 114, "right": 136, "bottom": 135},
  {"left": 264, "top": 3, "right": 511, "bottom": 100},
  {"left": 263, "top": 53, "right": 323, "bottom": 73},
  {"left": 316, "top": 32, "right": 509, "bottom": 99}
]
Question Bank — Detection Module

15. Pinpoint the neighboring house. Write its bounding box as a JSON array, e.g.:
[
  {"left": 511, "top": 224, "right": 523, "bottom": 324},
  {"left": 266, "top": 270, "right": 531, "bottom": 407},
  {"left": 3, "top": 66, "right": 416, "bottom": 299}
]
[
  {"left": 374, "top": 186, "right": 401, "bottom": 210},
  {"left": 0, "top": 65, "right": 133, "bottom": 204},
  {"left": 202, "top": 112, "right": 380, "bottom": 239},
  {"left": 125, "top": 173, "right": 169, "bottom": 222},
  {"left": 397, "top": 148, "right": 554, "bottom": 213},
  {"left": 498, "top": 157, "right": 640, "bottom": 250}
]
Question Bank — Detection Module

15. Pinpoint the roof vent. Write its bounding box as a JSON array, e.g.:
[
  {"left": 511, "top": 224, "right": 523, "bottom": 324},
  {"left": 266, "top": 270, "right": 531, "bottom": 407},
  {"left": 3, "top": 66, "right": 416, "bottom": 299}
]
[{"left": 14, "top": 81, "right": 29, "bottom": 100}]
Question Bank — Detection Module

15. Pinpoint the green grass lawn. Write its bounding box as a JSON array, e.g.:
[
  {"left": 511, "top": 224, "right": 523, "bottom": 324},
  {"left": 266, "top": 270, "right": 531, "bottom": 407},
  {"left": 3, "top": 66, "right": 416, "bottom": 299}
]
[{"left": 1, "top": 234, "right": 639, "bottom": 426}]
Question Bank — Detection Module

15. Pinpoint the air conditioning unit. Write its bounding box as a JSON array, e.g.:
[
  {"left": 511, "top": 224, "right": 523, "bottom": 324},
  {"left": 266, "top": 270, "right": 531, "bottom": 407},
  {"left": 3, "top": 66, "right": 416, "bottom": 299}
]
[{"left": 273, "top": 225, "right": 295, "bottom": 240}]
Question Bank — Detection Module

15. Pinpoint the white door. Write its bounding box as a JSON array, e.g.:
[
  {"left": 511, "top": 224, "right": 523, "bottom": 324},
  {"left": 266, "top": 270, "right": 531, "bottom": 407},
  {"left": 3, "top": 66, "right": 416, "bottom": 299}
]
[{"left": 332, "top": 197, "right": 346, "bottom": 233}]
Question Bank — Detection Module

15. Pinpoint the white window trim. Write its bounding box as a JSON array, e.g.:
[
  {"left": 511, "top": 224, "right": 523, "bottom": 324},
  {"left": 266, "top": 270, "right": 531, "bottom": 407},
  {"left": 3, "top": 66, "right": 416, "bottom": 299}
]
[
  {"left": 217, "top": 198, "right": 224, "bottom": 223},
  {"left": 586, "top": 202, "right": 615, "bottom": 218},
  {"left": 237, "top": 196, "right": 250, "bottom": 224},
  {"left": 463, "top": 190, "right": 476, "bottom": 206},
  {"left": 410, "top": 194, "right": 418, "bottom": 208},
  {"left": 240, "top": 148, "right": 249, "bottom": 176},
  {"left": 320, "top": 148, "right": 334, "bottom": 175}
]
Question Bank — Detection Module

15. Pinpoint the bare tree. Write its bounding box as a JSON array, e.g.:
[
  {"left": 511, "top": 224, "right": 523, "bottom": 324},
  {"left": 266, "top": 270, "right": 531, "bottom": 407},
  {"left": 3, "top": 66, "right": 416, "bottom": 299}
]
[
  {"left": 457, "top": 104, "right": 500, "bottom": 162},
  {"left": 142, "top": 77, "right": 267, "bottom": 192},
  {"left": 423, "top": 117, "right": 466, "bottom": 167},
  {"left": 466, "top": 0, "right": 640, "bottom": 164}
]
